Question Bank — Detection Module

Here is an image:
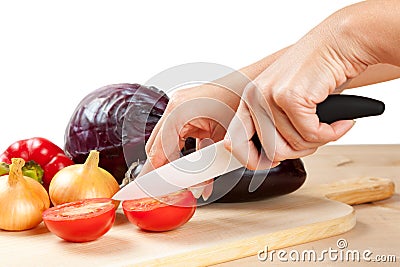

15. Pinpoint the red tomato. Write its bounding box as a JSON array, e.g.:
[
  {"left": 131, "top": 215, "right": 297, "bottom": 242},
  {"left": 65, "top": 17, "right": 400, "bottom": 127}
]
[
  {"left": 42, "top": 198, "right": 116, "bottom": 242},
  {"left": 122, "top": 190, "right": 196, "bottom": 232}
]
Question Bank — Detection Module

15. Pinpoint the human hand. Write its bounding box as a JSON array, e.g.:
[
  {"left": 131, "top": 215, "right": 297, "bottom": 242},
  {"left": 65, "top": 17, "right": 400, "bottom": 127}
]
[
  {"left": 141, "top": 48, "right": 290, "bottom": 199},
  {"left": 224, "top": 3, "right": 387, "bottom": 170},
  {"left": 142, "top": 83, "right": 241, "bottom": 199}
]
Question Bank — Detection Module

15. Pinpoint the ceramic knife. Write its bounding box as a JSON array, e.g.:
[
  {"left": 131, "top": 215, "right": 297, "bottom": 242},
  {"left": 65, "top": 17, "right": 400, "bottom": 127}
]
[{"left": 113, "top": 94, "right": 385, "bottom": 201}]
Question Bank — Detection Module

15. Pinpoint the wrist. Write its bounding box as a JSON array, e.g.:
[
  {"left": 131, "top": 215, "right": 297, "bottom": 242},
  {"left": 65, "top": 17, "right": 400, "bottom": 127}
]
[{"left": 296, "top": 3, "right": 383, "bottom": 87}]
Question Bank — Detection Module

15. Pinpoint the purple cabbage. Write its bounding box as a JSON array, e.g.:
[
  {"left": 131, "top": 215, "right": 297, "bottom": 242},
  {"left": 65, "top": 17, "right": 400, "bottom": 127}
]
[{"left": 64, "top": 83, "right": 169, "bottom": 184}]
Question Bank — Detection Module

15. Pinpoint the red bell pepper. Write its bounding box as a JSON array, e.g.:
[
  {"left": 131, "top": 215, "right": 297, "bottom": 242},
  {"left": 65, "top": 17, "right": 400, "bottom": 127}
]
[{"left": 0, "top": 137, "right": 74, "bottom": 190}]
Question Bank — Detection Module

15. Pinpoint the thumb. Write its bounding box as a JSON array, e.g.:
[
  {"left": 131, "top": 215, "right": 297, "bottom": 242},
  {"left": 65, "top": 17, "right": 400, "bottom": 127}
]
[{"left": 329, "top": 120, "right": 356, "bottom": 140}]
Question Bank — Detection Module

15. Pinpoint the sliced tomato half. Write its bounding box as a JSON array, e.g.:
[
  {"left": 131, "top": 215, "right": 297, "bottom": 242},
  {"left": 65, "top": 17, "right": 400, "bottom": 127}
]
[
  {"left": 42, "top": 198, "right": 116, "bottom": 242},
  {"left": 122, "top": 190, "right": 196, "bottom": 232}
]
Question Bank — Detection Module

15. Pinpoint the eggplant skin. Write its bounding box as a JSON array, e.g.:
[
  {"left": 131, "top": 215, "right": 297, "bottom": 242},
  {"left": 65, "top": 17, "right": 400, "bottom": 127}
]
[
  {"left": 197, "top": 159, "right": 307, "bottom": 204},
  {"left": 126, "top": 157, "right": 306, "bottom": 204},
  {"left": 181, "top": 139, "right": 307, "bottom": 203},
  {"left": 64, "top": 83, "right": 169, "bottom": 184}
]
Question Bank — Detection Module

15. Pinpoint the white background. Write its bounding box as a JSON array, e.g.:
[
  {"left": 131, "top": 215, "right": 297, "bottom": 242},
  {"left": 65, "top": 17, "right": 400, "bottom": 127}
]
[{"left": 0, "top": 0, "right": 399, "bottom": 152}]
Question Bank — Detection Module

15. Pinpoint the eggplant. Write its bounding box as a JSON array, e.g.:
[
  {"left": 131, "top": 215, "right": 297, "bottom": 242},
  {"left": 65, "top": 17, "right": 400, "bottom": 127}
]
[
  {"left": 64, "top": 83, "right": 169, "bottom": 184},
  {"left": 125, "top": 156, "right": 306, "bottom": 204},
  {"left": 183, "top": 139, "right": 307, "bottom": 203},
  {"left": 198, "top": 159, "right": 306, "bottom": 203}
]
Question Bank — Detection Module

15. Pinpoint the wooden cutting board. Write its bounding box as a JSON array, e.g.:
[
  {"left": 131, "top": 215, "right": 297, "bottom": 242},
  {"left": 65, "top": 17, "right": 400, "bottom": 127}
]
[{"left": 0, "top": 177, "right": 394, "bottom": 267}]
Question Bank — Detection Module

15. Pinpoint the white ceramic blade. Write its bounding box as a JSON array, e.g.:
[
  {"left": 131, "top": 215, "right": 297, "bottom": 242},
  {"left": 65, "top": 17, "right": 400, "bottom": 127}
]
[{"left": 112, "top": 140, "right": 242, "bottom": 200}]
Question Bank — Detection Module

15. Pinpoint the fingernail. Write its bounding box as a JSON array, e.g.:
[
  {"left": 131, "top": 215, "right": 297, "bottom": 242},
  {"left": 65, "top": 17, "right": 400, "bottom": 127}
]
[
  {"left": 201, "top": 181, "right": 214, "bottom": 201},
  {"left": 346, "top": 120, "right": 356, "bottom": 131},
  {"left": 189, "top": 187, "right": 203, "bottom": 199}
]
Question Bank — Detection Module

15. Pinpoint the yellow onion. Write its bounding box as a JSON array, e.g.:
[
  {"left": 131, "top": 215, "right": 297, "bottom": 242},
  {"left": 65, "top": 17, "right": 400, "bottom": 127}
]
[
  {"left": 0, "top": 158, "right": 50, "bottom": 231},
  {"left": 49, "top": 150, "right": 119, "bottom": 206}
]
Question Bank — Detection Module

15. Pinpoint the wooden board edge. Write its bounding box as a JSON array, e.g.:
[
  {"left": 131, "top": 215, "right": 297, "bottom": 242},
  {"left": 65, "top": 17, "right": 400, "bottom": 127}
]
[
  {"left": 128, "top": 207, "right": 356, "bottom": 267},
  {"left": 299, "top": 177, "right": 395, "bottom": 205}
]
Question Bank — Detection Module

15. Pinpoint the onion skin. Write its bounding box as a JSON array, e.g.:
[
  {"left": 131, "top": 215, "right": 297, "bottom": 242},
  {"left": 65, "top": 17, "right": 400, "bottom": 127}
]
[
  {"left": 49, "top": 150, "right": 120, "bottom": 206},
  {"left": 0, "top": 158, "right": 50, "bottom": 231},
  {"left": 64, "top": 83, "right": 169, "bottom": 184}
]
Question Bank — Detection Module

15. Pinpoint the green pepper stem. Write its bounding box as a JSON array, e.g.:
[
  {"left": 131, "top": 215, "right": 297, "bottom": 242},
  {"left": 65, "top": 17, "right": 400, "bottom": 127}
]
[{"left": 22, "top": 160, "right": 44, "bottom": 184}]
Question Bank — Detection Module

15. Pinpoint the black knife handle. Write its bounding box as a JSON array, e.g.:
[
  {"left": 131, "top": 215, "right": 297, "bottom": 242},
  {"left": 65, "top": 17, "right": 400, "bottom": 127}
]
[
  {"left": 252, "top": 94, "right": 385, "bottom": 149},
  {"left": 316, "top": 94, "right": 385, "bottom": 124}
]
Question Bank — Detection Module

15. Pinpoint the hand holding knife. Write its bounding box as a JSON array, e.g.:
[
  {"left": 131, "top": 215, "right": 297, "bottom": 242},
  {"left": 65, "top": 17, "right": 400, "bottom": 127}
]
[{"left": 113, "top": 94, "right": 385, "bottom": 201}]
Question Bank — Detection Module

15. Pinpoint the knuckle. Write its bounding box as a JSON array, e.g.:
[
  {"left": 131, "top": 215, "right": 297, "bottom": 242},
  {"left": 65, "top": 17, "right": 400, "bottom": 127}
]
[
  {"left": 272, "top": 87, "right": 291, "bottom": 107},
  {"left": 241, "top": 84, "right": 253, "bottom": 102},
  {"left": 242, "top": 81, "right": 263, "bottom": 104},
  {"left": 283, "top": 132, "right": 308, "bottom": 151},
  {"left": 146, "top": 147, "right": 166, "bottom": 167},
  {"left": 145, "top": 142, "right": 155, "bottom": 156},
  {"left": 272, "top": 90, "right": 285, "bottom": 106},
  {"left": 251, "top": 79, "right": 263, "bottom": 93},
  {"left": 167, "top": 90, "right": 188, "bottom": 110},
  {"left": 272, "top": 86, "right": 306, "bottom": 111},
  {"left": 166, "top": 98, "right": 179, "bottom": 111},
  {"left": 288, "top": 138, "right": 306, "bottom": 151},
  {"left": 170, "top": 89, "right": 185, "bottom": 101},
  {"left": 302, "top": 130, "right": 319, "bottom": 143}
]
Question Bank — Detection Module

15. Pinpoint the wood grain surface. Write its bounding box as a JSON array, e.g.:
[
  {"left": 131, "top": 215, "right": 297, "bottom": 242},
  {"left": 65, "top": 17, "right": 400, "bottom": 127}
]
[
  {"left": 0, "top": 145, "right": 397, "bottom": 267},
  {"left": 216, "top": 145, "right": 400, "bottom": 266}
]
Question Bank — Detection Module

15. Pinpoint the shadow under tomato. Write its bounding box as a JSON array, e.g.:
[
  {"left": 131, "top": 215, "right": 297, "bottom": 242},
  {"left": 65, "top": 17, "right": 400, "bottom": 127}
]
[
  {"left": 59, "top": 235, "right": 135, "bottom": 255},
  {"left": 113, "top": 211, "right": 129, "bottom": 226}
]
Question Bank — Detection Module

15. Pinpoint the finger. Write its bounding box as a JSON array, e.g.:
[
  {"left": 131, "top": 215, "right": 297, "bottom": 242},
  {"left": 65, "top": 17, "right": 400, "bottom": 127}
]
[
  {"left": 138, "top": 159, "right": 155, "bottom": 176},
  {"left": 240, "top": 84, "right": 280, "bottom": 168},
  {"left": 197, "top": 138, "right": 215, "bottom": 201},
  {"left": 247, "top": 102, "right": 277, "bottom": 168},
  {"left": 224, "top": 100, "right": 271, "bottom": 170},
  {"left": 146, "top": 123, "right": 185, "bottom": 171},
  {"left": 201, "top": 182, "right": 214, "bottom": 201},
  {"left": 189, "top": 138, "right": 215, "bottom": 200},
  {"left": 141, "top": 117, "right": 166, "bottom": 177},
  {"left": 145, "top": 94, "right": 182, "bottom": 154},
  {"left": 145, "top": 115, "right": 165, "bottom": 155},
  {"left": 330, "top": 120, "right": 355, "bottom": 139},
  {"left": 272, "top": 135, "right": 318, "bottom": 162},
  {"left": 271, "top": 106, "right": 327, "bottom": 151},
  {"left": 284, "top": 104, "right": 344, "bottom": 144},
  {"left": 256, "top": 118, "right": 318, "bottom": 163}
]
